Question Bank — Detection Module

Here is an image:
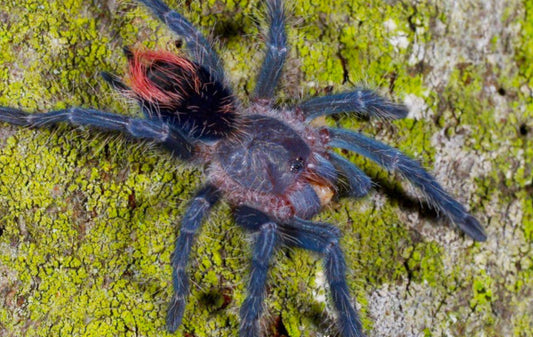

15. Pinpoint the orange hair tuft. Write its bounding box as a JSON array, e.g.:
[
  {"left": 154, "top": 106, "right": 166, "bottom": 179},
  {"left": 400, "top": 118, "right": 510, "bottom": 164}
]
[{"left": 127, "top": 49, "right": 200, "bottom": 106}]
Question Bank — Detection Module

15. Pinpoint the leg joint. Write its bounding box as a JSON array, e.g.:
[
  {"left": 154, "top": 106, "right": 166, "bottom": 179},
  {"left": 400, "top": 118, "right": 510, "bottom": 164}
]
[
  {"left": 323, "top": 238, "right": 339, "bottom": 254},
  {"left": 259, "top": 221, "right": 277, "bottom": 232}
]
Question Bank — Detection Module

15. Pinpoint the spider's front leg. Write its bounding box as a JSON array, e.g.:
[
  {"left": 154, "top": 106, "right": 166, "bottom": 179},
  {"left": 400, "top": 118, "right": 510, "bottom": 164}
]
[
  {"left": 327, "top": 127, "right": 487, "bottom": 241},
  {"left": 281, "top": 218, "right": 365, "bottom": 337},
  {"left": 328, "top": 151, "right": 372, "bottom": 198},
  {"left": 234, "top": 206, "right": 280, "bottom": 337},
  {"left": 0, "top": 107, "right": 193, "bottom": 159},
  {"left": 298, "top": 89, "right": 408, "bottom": 122}
]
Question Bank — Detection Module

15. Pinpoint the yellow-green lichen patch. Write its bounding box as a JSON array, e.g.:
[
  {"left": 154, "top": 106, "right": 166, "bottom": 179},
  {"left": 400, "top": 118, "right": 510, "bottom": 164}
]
[
  {"left": 470, "top": 270, "right": 495, "bottom": 318},
  {"left": 0, "top": 1, "right": 112, "bottom": 110},
  {"left": 290, "top": 0, "right": 426, "bottom": 100},
  {"left": 0, "top": 124, "right": 203, "bottom": 336}
]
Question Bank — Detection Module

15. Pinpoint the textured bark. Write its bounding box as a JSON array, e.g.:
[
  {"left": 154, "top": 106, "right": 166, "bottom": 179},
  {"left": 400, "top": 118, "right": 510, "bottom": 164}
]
[{"left": 0, "top": 0, "right": 531, "bottom": 336}]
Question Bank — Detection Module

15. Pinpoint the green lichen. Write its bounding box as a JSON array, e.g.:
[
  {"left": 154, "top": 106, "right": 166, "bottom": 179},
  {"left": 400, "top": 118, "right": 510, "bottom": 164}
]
[{"left": 1, "top": 0, "right": 532, "bottom": 336}]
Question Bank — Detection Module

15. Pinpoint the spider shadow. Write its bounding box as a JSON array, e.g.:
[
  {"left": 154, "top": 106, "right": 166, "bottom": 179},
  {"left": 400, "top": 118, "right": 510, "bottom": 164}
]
[
  {"left": 304, "top": 302, "right": 345, "bottom": 337},
  {"left": 211, "top": 7, "right": 251, "bottom": 43},
  {"left": 358, "top": 173, "right": 450, "bottom": 239}
]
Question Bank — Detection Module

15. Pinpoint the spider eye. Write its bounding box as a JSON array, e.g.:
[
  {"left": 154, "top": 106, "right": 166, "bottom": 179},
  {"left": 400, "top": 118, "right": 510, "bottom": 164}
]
[{"left": 290, "top": 157, "right": 305, "bottom": 173}]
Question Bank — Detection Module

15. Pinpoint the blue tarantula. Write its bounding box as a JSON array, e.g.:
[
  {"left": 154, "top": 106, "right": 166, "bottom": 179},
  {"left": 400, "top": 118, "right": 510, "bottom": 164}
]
[{"left": 0, "top": 0, "right": 487, "bottom": 336}]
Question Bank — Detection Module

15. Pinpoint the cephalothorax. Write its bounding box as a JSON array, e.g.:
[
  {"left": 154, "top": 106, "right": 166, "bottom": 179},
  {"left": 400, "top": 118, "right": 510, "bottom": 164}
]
[{"left": 0, "top": 0, "right": 486, "bottom": 336}]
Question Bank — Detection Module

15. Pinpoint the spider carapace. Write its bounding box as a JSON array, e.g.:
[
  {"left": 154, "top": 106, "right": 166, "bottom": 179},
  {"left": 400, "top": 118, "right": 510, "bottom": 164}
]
[
  {"left": 0, "top": 0, "right": 486, "bottom": 336},
  {"left": 214, "top": 112, "right": 332, "bottom": 221}
]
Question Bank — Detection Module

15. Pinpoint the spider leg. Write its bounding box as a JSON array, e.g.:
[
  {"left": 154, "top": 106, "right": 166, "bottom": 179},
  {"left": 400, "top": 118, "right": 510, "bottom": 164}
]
[
  {"left": 312, "top": 153, "right": 338, "bottom": 182},
  {"left": 135, "top": 0, "right": 224, "bottom": 82},
  {"left": 167, "top": 185, "right": 221, "bottom": 332},
  {"left": 0, "top": 106, "right": 193, "bottom": 159},
  {"left": 328, "top": 151, "right": 372, "bottom": 198},
  {"left": 327, "top": 127, "right": 487, "bottom": 241},
  {"left": 253, "top": 0, "right": 287, "bottom": 101},
  {"left": 234, "top": 206, "right": 279, "bottom": 337},
  {"left": 100, "top": 71, "right": 130, "bottom": 92},
  {"left": 281, "top": 217, "right": 365, "bottom": 337},
  {"left": 298, "top": 90, "right": 408, "bottom": 122}
]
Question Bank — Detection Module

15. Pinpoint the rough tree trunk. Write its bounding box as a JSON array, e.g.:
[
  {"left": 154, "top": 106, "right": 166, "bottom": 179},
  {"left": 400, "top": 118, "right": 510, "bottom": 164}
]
[{"left": 0, "top": 0, "right": 531, "bottom": 336}]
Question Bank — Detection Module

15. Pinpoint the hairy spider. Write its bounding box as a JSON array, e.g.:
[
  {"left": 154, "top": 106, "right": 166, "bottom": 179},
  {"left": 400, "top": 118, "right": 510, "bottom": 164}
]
[{"left": 0, "top": 0, "right": 487, "bottom": 336}]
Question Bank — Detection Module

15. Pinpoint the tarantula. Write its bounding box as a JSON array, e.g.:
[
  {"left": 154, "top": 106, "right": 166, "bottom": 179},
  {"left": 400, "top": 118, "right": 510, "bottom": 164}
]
[{"left": 0, "top": 0, "right": 487, "bottom": 336}]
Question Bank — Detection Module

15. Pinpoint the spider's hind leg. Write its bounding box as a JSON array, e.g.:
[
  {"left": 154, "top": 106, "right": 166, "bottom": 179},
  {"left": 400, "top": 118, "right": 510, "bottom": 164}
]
[
  {"left": 0, "top": 106, "right": 193, "bottom": 159},
  {"left": 281, "top": 217, "right": 365, "bottom": 337},
  {"left": 135, "top": 0, "right": 224, "bottom": 82},
  {"left": 253, "top": 0, "right": 287, "bottom": 101},
  {"left": 234, "top": 206, "right": 279, "bottom": 337}
]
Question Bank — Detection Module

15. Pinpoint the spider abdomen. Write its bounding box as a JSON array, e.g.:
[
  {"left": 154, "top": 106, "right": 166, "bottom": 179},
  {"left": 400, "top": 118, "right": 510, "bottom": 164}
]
[
  {"left": 217, "top": 115, "right": 309, "bottom": 193},
  {"left": 127, "top": 49, "right": 238, "bottom": 141}
]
